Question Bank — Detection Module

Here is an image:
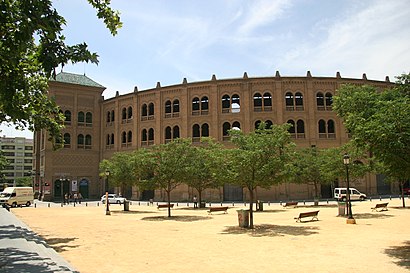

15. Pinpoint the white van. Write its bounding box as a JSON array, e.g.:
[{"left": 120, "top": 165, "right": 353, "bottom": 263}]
[
  {"left": 0, "top": 187, "right": 34, "bottom": 207},
  {"left": 334, "top": 188, "right": 366, "bottom": 201}
]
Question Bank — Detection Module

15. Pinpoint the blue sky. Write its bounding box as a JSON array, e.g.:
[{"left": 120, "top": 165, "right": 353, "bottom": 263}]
[{"left": 1, "top": 0, "right": 409, "bottom": 138}]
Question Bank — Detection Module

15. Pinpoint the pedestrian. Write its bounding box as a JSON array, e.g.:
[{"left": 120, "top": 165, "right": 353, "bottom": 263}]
[
  {"left": 64, "top": 193, "right": 68, "bottom": 205},
  {"left": 73, "top": 192, "right": 78, "bottom": 204},
  {"left": 193, "top": 195, "right": 198, "bottom": 208},
  {"left": 78, "top": 192, "right": 83, "bottom": 204}
]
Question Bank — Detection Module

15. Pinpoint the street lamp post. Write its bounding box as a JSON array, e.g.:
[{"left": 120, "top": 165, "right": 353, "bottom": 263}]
[
  {"left": 343, "top": 154, "right": 356, "bottom": 224},
  {"left": 105, "top": 170, "right": 110, "bottom": 215}
]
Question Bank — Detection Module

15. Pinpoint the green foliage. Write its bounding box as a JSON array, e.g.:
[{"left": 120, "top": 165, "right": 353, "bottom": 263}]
[
  {"left": 0, "top": 0, "right": 122, "bottom": 146},
  {"left": 229, "top": 123, "right": 294, "bottom": 228},
  {"left": 333, "top": 73, "right": 410, "bottom": 206},
  {"left": 0, "top": 152, "right": 7, "bottom": 172},
  {"left": 15, "top": 177, "right": 32, "bottom": 187}
]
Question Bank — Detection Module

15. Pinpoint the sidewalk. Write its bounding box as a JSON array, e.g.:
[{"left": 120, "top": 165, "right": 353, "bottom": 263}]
[{"left": 0, "top": 207, "right": 79, "bottom": 273}]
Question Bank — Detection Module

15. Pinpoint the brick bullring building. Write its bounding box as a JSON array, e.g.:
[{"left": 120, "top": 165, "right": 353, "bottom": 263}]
[{"left": 33, "top": 71, "right": 394, "bottom": 202}]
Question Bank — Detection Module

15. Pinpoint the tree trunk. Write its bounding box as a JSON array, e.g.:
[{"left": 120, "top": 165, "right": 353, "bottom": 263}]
[
  {"left": 249, "top": 188, "right": 254, "bottom": 229},
  {"left": 167, "top": 184, "right": 171, "bottom": 217},
  {"left": 400, "top": 180, "right": 406, "bottom": 208}
]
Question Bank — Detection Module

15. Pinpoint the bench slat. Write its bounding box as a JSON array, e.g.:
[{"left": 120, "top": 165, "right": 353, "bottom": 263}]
[
  {"left": 208, "top": 206, "right": 228, "bottom": 214},
  {"left": 294, "top": 210, "right": 319, "bottom": 222}
]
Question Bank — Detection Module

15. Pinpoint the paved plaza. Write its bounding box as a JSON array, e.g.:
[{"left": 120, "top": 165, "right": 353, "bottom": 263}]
[{"left": 3, "top": 198, "right": 410, "bottom": 273}]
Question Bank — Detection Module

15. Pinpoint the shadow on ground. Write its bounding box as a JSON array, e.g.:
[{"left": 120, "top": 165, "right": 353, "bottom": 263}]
[
  {"left": 43, "top": 237, "right": 79, "bottom": 253},
  {"left": 353, "top": 213, "right": 394, "bottom": 219},
  {"left": 0, "top": 247, "right": 78, "bottom": 273},
  {"left": 385, "top": 241, "right": 410, "bottom": 270},
  {"left": 221, "top": 224, "right": 319, "bottom": 237},
  {"left": 141, "top": 215, "right": 212, "bottom": 222},
  {"left": 111, "top": 210, "right": 157, "bottom": 215}
]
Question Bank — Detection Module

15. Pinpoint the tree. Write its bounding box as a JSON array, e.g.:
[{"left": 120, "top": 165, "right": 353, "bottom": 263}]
[
  {"left": 229, "top": 123, "right": 294, "bottom": 228},
  {"left": 0, "top": 0, "right": 122, "bottom": 146},
  {"left": 150, "top": 139, "right": 193, "bottom": 217},
  {"left": 185, "top": 138, "right": 227, "bottom": 206},
  {"left": 291, "top": 144, "right": 371, "bottom": 204},
  {"left": 15, "top": 177, "right": 32, "bottom": 187},
  {"left": 333, "top": 74, "right": 410, "bottom": 207}
]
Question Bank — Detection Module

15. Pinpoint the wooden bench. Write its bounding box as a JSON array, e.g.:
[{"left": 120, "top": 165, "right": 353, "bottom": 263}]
[
  {"left": 294, "top": 210, "right": 319, "bottom": 222},
  {"left": 283, "top": 201, "right": 298, "bottom": 208},
  {"left": 208, "top": 206, "right": 229, "bottom": 214},
  {"left": 371, "top": 202, "right": 388, "bottom": 212},
  {"left": 157, "top": 203, "right": 174, "bottom": 209}
]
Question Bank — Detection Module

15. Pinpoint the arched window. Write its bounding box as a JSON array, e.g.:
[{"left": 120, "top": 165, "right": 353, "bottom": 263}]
[
  {"left": 148, "top": 128, "right": 154, "bottom": 143},
  {"left": 285, "top": 92, "right": 294, "bottom": 110},
  {"left": 287, "top": 120, "right": 296, "bottom": 134},
  {"left": 165, "top": 100, "right": 172, "bottom": 116},
  {"left": 192, "top": 124, "right": 201, "bottom": 141},
  {"left": 141, "top": 129, "right": 148, "bottom": 142},
  {"left": 222, "top": 95, "right": 230, "bottom": 113},
  {"left": 201, "top": 123, "right": 209, "bottom": 137},
  {"left": 318, "top": 119, "right": 326, "bottom": 138},
  {"left": 107, "top": 111, "right": 111, "bottom": 123},
  {"left": 64, "top": 110, "right": 71, "bottom": 124},
  {"left": 327, "top": 119, "right": 335, "bottom": 138},
  {"left": 296, "top": 120, "right": 305, "bottom": 138},
  {"left": 78, "top": 111, "right": 85, "bottom": 124},
  {"left": 63, "top": 133, "right": 71, "bottom": 148},
  {"left": 110, "top": 133, "right": 114, "bottom": 145},
  {"left": 127, "top": 106, "right": 133, "bottom": 119},
  {"left": 173, "top": 99, "right": 179, "bottom": 114},
  {"left": 122, "top": 131, "right": 127, "bottom": 144},
  {"left": 192, "top": 97, "right": 200, "bottom": 114},
  {"left": 122, "top": 107, "right": 127, "bottom": 121},
  {"left": 111, "top": 110, "right": 115, "bottom": 122},
  {"left": 232, "top": 121, "right": 241, "bottom": 129},
  {"left": 263, "top": 92, "right": 272, "bottom": 111},
  {"left": 85, "top": 135, "right": 92, "bottom": 149},
  {"left": 201, "top": 96, "right": 209, "bottom": 113},
  {"left": 85, "top": 112, "right": 92, "bottom": 126},
  {"left": 148, "top": 103, "right": 154, "bottom": 116},
  {"left": 255, "top": 120, "right": 262, "bottom": 130},
  {"left": 222, "top": 122, "right": 231, "bottom": 140},
  {"left": 253, "top": 93, "right": 262, "bottom": 110},
  {"left": 127, "top": 131, "right": 132, "bottom": 143},
  {"left": 265, "top": 120, "right": 273, "bottom": 129},
  {"left": 295, "top": 92, "right": 304, "bottom": 110},
  {"left": 141, "top": 104, "right": 148, "bottom": 120},
  {"left": 77, "top": 134, "right": 84, "bottom": 148},
  {"left": 316, "top": 92, "right": 325, "bottom": 110},
  {"left": 165, "top": 126, "right": 172, "bottom": 142},
  {"left": 325, "top": 92, "right": 333, "bottom": 110},
  {"left": 173, "top": 126, "right": 180, "bottom": 139},
  {"left": 106, "top": 135, "right": 110, "bottom": 146},
  {"left": 231, "top": 94, "right": 240, "bottom": 113}
]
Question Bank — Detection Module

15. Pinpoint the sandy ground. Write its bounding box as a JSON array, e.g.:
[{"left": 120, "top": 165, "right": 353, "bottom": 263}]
[{"left": 11, "top": 198, "right": 410, "bottom": 273}]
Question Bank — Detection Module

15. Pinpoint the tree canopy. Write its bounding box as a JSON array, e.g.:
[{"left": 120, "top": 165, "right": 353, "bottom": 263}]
[
  {"left": 0, "top": 0, "right": 122, "bottom": 145},
  {"left": 333, "top": 73, "right": 410, "bottom": 206}
]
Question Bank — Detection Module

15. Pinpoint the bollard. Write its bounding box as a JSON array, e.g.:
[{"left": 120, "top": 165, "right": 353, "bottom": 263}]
[
  {"left": 326, "top": 199, "right": 329, "bottom": 204},
  {"left": 139, "top": 202, "right": 141, "bottom": 206},
  {"left": 48, "top": 203, "right": 50, "bottom": 207},
  {"left": 74, "top": 203, "right": 76, "bottom": 207},
  {"left": 389, "top": 196, "right": 392, "bottom": 200},
  {"left": 232, "top": 202, "right": 235, "bottom": 206},
  {"left": 369, "top": 197, "right": 372, "bottom": 202},
  {"left": 86, "top": 202, "right": 88, "bottom": 207},
  {"left": 97, "top": 202, "right": 99, "bottom": 207},
  {"left": 379, "top": 196, "right": 382, "bottom": 201},
  {"left": 303, "top": 200, "right": 306, "bottom": 205},
  {"left": 177, "top": 203, "right": 179, "bottom": 206},
  {"left": 221, "top": 203, "right": 223, "bottom": 206},
  {"left": 187, "top": 202, "right": 189, "bottom": 206},
  {"left": 280, "top": 201, "right": 282, "bottom": 205},
  {"left": 34, "top": 203, "right": 36, "bottom": 208},
  {"left": 60, "top": 203, "right": 63, "bottom": 207},
  {"left": 268, "top": 201, "right": 270, "bottom": 206}
]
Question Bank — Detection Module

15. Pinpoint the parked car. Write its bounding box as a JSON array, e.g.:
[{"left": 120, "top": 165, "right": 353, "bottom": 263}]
[
  {"left": 403, "top": 187, "right": 410, "bottom": 195},
  {"left": 101, "top": 194, "right": 126, "bottom": 204},
  {"left": 334, "top": 188, "right": 366, "bottom": 201}
]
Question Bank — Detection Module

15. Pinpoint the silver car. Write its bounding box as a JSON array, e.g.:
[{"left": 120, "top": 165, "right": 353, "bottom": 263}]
[{"left": 101, "top": 194, "right": 126, "bottom": 204}]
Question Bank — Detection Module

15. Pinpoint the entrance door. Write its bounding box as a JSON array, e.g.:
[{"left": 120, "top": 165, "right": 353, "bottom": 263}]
[
  {"left": 223, "top": 184, "right": 243, "bottom": 201},
  {"left": 79, "top": 179, "right": 89, "bottom": 199}
]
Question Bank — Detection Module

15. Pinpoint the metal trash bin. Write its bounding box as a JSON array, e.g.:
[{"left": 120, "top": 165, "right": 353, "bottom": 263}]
[
  {"left": 338, "top": 202, "right": 345, "bottom": 216},
  {"left": 237, "top": 209, "right": 250, "bottom": 228},
  {"left": 124, "top": 200, "right": 130, "bottom": 211},
  {"left": 200, "top": 201, "right": 206, "bottom": 208}
]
